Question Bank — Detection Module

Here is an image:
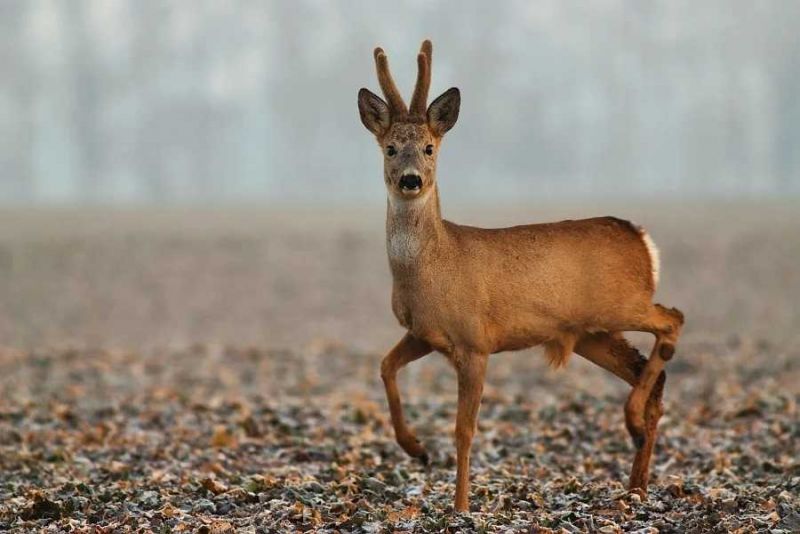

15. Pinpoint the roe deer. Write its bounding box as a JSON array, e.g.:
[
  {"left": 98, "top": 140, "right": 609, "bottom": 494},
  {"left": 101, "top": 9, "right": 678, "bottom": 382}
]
[{"left": 357, "top": 40, "right": 684, "bottom": 513}]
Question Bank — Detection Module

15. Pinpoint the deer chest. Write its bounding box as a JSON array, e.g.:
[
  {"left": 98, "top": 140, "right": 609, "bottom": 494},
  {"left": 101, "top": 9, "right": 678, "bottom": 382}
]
[{"left": 389, "top": 278, "right": 479, "bottom": 354}]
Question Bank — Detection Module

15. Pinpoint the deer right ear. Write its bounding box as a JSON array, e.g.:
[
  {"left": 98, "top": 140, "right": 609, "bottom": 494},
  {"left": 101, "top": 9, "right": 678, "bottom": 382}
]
[
  {"left": 427, "top": 87, "right": 460, "bottom": 136},
  {"left": 358, "top": 88, "right": 391, "bottom": 136}
]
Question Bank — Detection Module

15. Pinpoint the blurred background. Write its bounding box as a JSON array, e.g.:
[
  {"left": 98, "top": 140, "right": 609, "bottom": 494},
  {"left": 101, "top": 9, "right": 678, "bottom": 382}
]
[
  {"left": 2, "top": 0, "right": 800, "bottom": 204},
  {"left": 0, "top": 0, "right": 798, "bottom": 352},
  {"left": 1, "top": 4, "right": 798, "bottom": 529}
]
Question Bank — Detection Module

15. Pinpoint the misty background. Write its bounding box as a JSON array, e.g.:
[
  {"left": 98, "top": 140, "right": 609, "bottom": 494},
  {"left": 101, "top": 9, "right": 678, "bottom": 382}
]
[{"left": 2, "top": 0, "right": 799, "bottom": 206}]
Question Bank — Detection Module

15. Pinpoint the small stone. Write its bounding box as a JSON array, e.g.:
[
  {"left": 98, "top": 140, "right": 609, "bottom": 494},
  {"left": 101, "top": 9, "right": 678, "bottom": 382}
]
[
  {"left": 138, "top": 490, "right": 161, "bottom": 509},
  {"left": 362, "top": 522, "right": 383, "bottom": 533},
  {"left": 193, "top": 498, "right": 216, "bottom": 514},
  {"left": 362, "top": 477, "right": 386, "bottom": 492},
  {"left": 21, "top": 495, "right": 62, "bottom": 520},
  {"left": 720, "top": 497, "right": 738, "bottom": 512},
  {"left": 201, "top": 477, "right": 228, "bottom": 495},
  {"left": 406, "top": 485, "right": 423, "bottom": 497},
  {"left": 778, "top": 512, "right": 800, "bottom": 531},
  {"left": 211, "top": 426, "right": 236, "bottom": 448}
]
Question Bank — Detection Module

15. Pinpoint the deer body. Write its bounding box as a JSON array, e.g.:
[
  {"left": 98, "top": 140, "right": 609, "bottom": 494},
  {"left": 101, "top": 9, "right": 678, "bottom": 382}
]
[
  {"left": 360, "top": 41, "right": 684, "bottom": 513},
  {"left": 388, "top": 191, "right": 656, "bottom": 359}
]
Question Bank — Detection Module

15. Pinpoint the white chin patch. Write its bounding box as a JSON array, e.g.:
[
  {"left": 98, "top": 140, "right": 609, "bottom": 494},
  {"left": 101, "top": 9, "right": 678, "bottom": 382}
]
[{"left": 400, "top": 187, "right": 421, "bottom": 197}]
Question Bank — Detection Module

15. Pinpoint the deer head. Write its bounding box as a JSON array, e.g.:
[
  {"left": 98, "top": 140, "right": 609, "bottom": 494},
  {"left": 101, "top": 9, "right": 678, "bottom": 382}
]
[{"left": 358, "top": 40, "right": 460, "bottom": 201}]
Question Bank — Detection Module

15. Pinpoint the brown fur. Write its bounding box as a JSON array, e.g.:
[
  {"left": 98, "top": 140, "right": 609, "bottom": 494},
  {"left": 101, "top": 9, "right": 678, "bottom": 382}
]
[{"left": 359, "top": 41, "right": 684, "bottom": 513}]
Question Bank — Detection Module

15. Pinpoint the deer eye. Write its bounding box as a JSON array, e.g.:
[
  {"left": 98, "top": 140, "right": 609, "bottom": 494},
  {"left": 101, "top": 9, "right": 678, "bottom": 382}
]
[
  {"left": 386, "top": 145, "right": 396, "bottom": 157},
  {"left": 425, "top": 144, "right": 434, "bottom": 156}
]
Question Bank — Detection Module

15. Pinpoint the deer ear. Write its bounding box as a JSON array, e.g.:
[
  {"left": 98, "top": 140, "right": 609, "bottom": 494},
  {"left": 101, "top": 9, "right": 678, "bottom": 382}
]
[
  {"left": 427, "top": 87, "right": 460, "bottom": 136},
  {"left": 358, "top": 88, "right": 390, "bottom": 136}
]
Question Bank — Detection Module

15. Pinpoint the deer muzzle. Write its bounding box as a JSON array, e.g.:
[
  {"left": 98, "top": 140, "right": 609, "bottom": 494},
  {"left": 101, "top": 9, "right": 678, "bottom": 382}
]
[{"left": 398, "top": 174, "right": 423, "bottom": 195}]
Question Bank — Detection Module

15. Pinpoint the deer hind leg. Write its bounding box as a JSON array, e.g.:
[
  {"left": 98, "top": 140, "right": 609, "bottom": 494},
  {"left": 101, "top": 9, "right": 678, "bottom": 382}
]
[
  {"left": 574, "top": 331, "right": 645, "bottom": 387},
  {"left": 624, "top": 304, "right": 684, "bottom": 450},
  {"left": 380, "top": 333, "right": 433, "bottom": 463},
  {"left": 574, "top": 332, "right": 667, "bottom": 492},
  {"left": 629, "top": 370, "right": 665, "bottom": 491}
]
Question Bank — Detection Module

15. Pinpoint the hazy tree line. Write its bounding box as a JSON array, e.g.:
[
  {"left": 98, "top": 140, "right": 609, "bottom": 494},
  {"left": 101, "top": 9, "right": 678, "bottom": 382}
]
[{"left": 1, "top": 0, "right": 798, "bottom": 204}]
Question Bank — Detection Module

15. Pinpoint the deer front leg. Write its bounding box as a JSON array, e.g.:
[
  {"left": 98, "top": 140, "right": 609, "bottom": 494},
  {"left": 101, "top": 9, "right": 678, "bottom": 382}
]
[
  {"left": 381, "top": 333, "right": 432, "bottom": 463},
  {"left": 453, "top": 352, "right": 488, "bottom": 513}
]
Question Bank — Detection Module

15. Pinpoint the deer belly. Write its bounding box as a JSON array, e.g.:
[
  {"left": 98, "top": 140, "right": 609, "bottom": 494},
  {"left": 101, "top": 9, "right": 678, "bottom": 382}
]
[
  {"left": 482, "top": 301, "right": 565, "bottom": 353},
  {"left": 486, "top": 321, "right": 550, "bottom": 353}
]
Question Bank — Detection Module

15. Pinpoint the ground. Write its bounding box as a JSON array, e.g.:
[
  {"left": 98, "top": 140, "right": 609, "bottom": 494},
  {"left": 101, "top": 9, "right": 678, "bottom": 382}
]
[{"left": 0, "top": 201, "right": 798, "bottom": 532}]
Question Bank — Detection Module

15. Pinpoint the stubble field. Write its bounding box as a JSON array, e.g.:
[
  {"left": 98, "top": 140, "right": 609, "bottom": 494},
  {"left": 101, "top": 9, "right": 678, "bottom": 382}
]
[{"left": 0, "top": 201, "right": 798, "bottom": 532}]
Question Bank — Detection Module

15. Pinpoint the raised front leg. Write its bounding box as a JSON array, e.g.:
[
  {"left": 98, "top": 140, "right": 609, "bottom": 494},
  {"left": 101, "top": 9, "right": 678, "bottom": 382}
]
[
  {"left": 453, "top": 353, "right": 488, "bottom": 512},
  {"left": 380, "top": 333, "right": 432, "bottom": 463}
]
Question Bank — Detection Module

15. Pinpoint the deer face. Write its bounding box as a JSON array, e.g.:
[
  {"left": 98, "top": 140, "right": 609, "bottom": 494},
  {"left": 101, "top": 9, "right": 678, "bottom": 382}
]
[
  {"left": 380, "top": 121, "right": 436, "bottom": 198},
  {"left": 358, "top": 41, "right": 460, "bottom": 201}
]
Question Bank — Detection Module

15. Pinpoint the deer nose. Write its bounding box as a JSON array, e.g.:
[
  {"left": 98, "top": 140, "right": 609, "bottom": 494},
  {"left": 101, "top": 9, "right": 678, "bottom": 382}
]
[{"left": 399, "top": 174, "right": 423, "bottom": 191}]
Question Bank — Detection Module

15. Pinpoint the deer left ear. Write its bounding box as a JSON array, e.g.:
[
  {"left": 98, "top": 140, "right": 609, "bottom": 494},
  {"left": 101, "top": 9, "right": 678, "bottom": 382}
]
[
  {"left": 358, "top": 88, "right": 391, "bottom": 136},
  {"left": 427, "top": 87, "right": 460, "bottom": 136}
]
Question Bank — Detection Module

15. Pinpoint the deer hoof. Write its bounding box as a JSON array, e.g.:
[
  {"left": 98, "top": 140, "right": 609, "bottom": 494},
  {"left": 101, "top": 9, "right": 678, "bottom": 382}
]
[
  {"left": 628, "top": 487, "right": 647, "bottom": 500},
  {"left": 417, "top": 451, "right": 430, "bottom": 466},
  {"left": 398, "top": 434, "right": 428, "bottom": 460}
]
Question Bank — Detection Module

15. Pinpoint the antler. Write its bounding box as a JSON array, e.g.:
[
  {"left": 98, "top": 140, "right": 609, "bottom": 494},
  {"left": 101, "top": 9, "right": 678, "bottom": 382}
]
[
  {"left": 374, "top": 47, "right": 408, "bottom": 117},
  {"left": 409, "top": 40, "right": 432, "bottom": 116}
]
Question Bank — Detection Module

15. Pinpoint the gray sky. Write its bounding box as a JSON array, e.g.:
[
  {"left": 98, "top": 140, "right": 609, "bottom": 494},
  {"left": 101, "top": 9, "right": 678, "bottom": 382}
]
[{"left": 1, "top": 0, "right": 799, "bottom": 204}]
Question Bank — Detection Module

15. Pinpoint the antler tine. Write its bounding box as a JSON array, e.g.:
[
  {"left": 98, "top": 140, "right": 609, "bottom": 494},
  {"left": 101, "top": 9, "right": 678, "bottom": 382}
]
[
  {"left": 374, "top": 47, "right": 408, "bottom": 116},
  {"left": 409, "top": 40, "right": 433, "bottom": 116}
]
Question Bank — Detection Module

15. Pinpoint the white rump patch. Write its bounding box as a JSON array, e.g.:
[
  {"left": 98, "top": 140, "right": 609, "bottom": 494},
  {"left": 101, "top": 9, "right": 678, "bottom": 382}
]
[{"left": 641, "top": 232, "right": 661, "bottom": 288}]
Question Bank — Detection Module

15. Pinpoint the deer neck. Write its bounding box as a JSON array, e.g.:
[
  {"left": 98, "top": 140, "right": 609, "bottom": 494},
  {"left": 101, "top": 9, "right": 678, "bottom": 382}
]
[{"left": 386, "top": 185, "right": 445, "bottom": 268}]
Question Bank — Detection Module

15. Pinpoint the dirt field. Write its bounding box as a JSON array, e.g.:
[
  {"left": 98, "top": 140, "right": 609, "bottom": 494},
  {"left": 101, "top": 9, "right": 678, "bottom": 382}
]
[{"left": 0, "top": 201, "right": 798, "bottom": 532}]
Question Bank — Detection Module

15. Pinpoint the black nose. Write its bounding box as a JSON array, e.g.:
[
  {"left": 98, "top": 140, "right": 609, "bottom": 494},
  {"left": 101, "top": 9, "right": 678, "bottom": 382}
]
[{"left": 399, "top": 174, "right": 423, "bottom": 190}]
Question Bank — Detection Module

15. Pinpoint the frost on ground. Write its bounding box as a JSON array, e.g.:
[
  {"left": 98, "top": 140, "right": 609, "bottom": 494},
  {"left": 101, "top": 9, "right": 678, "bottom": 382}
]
[
  {"left": 0, "top": 203, "right": 798, "bottom": 532},
  {"left": 0, "top": 342, "right": 797, "bottom": 532}
]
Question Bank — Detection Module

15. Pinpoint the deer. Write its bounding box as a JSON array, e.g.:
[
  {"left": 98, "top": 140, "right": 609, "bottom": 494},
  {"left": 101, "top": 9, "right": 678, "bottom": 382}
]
[{"left": 357, "top": 40, "right": 684, "bottom": 513}]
